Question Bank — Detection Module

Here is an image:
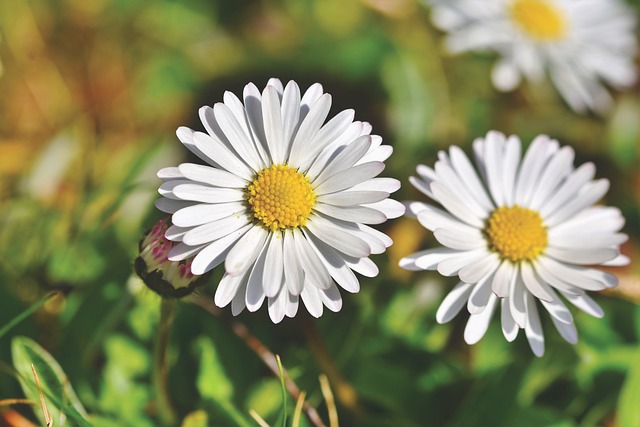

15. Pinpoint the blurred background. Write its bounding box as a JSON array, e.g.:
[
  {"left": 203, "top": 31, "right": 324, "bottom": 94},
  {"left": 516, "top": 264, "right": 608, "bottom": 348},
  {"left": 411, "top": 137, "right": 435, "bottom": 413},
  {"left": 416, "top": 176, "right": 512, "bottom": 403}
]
[{"left": 0, "top": 0, "right": 639, "bottom": 426}]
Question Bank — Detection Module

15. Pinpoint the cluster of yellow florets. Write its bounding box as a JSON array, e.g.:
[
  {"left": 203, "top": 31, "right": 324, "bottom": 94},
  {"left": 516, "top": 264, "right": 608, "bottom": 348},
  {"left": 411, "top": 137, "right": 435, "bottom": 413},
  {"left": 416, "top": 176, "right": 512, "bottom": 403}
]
[
  {"left": 485, "top": 205, "right": 548, "bottom": 262},
  {"left": 246, "top": 164, "right": 316, "bottom": 232},
  {"left": 510, "top": 0, "right": 567, "bottom": 41}
]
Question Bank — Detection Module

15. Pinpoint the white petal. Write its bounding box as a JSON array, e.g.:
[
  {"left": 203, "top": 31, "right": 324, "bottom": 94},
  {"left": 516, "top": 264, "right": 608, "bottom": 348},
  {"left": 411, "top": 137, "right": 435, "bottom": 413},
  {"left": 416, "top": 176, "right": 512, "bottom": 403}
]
[
  {"left": 468, "top": 272, "right": 495, "bottom": 314},
  {"left": 562, "top": 292, "right": 604, "bottom": 318},
  {"left": 319, "top": 283, "right": 343, "bottom": 312},
  {"left": 514, "top": 135, "right": 551, "bottom": 206},
  {"left": 464, "top": 294, "right": 498, "bottom": 345},
  {"left": 524, "top": 292, "right": 545, "bottom": 357},
  {"left": 433, "top": 161, "right": 490, "bottom": 218},
  {"left": 545, "top": 246, "right": 619, "bottom": 265},
  {"left": 281, "top": 81, "right": 302, "bottom": 156},
  {"left": 458, "top": 252, "right": 501, "bottom": 284},
  {"left": 315, "top": 162, "right": 385, "bottom": 195},
  {"left": 528, "top": 146, "right": 574, "bottom": 211},
  {"left": 303, "top": 230, "right": 360, "bottom": 293},
  {"left": 536, "top": 257, "right": 608, "bottom": 292},
  {"left": 540, "top": 290, "right": 573, "bottom": 325},
  {"left": 501, "top": 299, "right": 519, "bottom": 342},
  {"left": 230, "top": 278, "right": 247, "bottom": 316},
  {"left": 520, "top": 262, "right": 555, "bottom": 302},
  {"left": 283, "top": 232, "right": 304, "bottom": 295},
  {"left": 345, "top": 257, "right": 378, "bottom": 277},
  {"left": 301, "top": 282, "right": 323, "bottom": 318},
  {"left": 312, "top": 136, "right": 371, "bottom": 185},
  {"left": 436, "top": 282, "right": 474, "bottom": 324},
  {"left": 167, "top": 242, "right": 207, "bottom": 262},
  {"left": 362, "top": 199, "right": 406, "bottom": 219},
  {"left": 492, "top": 261, "right": 515, "bottom": 298},
  {"left": 416, "top": 205, "right": 470, "bottom": 232},
  {"left": 190, "top": 224, "right": 252, "bottom": 274},
  {"left": 544, "top": 180, "right": 610, "bottom": 227},
  {"left": 314, "top": 203, "right": 387, "bottom": 225},
  {"left": 288, "top": 94, "right": 332, "bottom": 166},
  {"left": 349, "top": 177, "right": 401, "bottom": 193},
  {"left": 509, "top": 274, "right": 527, "bottom": 328},
  {"left": 262, "top": 85, "right": 287, "bottom": 164},
  {"left": 411, "top": 248, "right": 460, "bottom": 271},
  {"left": 538, "top": 163, "right": 596, "bottom": 218},
  {"left": 483, "top": 130, "right": 507, "bottom": 207},
  {"left": 548, "top": 232, "right": 628, "bottom": 249},
  {"left": 448, "top": 145, "right": 494, "bottom": 211},
  {"left": 246, "top": 241, "right": 269, "bottom": 312},
  {"left": 172, "top": 184, "right": 244, "bottom": 204},
  {"left": 172, "top": 202, "right": 246, "bottom": 227},
  {"left": 318, "top": 190, "right": 389, "bottom": 207},
  {"left": 433, "top": 227, "right": 485, "bottom": 251},
  {"left": 491, "top": 59, "right": 521, "bottom": 91},
  {"left": 165, "top": 224, "right": 189, "bottom": 241},
  {"left": 155, "top": 198, "right": 193, "bottom": 214},
  {"left": 601, "top": 254, "right": 630, "bottom": 267},
  {"left": 285, "top": 293, "right": 299, "bottom": 318},
  {"left": 263, "top": 234, "right": 285, "bottom": 298},
  {"left": 178, "top": 163, "right": 247, "bottom": 188},
  {"left": 192, "top": 131, "right": 253, "bottom": 180},
  {"left": 225, "top": 226, "right": 269, "bottom": 276},
  {"left": 293, "top": 229, "right": 332, "bottom": 290},
  {"left": 182, "top": 214, "right": 250, "bottom": 246},
  {"left": 550, "top": 316, "right": 578, "bottom": 345},
  {"left": 268, "top": 286, "right": 288, "bottom": 323},
  {"left": 215, "top": 271, "right": 247, "bottom": 308},
  {"left": 207, "top": 104, "right": 264, "bottom": 171},
  {"left": 431, "top": 182, "right": 485, "bottom": 228},
  {"left": 305, "top": 220, "right": 370, "bottom": 258},
  {"left": 302, "top": 111, "right": 360, "bottom": 177},
  {"left": 158, "top": 167, "right": 183, "bottom": 180}
]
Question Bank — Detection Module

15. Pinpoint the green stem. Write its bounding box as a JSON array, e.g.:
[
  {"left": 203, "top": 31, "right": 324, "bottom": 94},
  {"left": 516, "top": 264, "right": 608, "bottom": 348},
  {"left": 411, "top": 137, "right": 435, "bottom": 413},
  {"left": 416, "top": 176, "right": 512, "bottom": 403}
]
[
  {"left": 153, "top": 298, "right": 176, "bottom": 426},
  {"left": 0, "top": 292, "right": 59, "bottom": 340}
]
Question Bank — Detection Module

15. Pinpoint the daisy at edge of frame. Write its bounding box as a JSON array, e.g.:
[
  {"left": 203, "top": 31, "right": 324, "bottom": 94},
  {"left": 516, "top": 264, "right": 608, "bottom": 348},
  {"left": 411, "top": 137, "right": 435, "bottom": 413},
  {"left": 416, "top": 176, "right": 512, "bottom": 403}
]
[
  {"left": 399, "top": 130, "right": 629, "bottom": 356},
  {"left": 426, "top": 0, "right": 638, "bottom": 114},
  {"left": 154, "top": 78, "right": 404, "bottom": 323}
]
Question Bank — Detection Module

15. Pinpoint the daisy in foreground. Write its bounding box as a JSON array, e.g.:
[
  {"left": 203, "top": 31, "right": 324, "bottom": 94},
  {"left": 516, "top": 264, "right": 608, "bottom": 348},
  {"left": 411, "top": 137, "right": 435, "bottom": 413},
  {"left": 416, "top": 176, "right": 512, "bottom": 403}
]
[
  {"left": 400, "top": 131, "right": 628, "bottom": 356},
  {"left": 155, "top": 78, "right": 403, "bottom": 322},
  {"left": 427, "top": 0, "right": 637, "bottom": 114}
]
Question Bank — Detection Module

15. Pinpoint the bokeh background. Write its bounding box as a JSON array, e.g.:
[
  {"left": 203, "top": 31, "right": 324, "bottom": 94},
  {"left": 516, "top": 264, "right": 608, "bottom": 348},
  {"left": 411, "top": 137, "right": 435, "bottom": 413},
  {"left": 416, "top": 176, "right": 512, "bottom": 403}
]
[{"left": 1, "top": 0, "right": 639, "bottom": 426}]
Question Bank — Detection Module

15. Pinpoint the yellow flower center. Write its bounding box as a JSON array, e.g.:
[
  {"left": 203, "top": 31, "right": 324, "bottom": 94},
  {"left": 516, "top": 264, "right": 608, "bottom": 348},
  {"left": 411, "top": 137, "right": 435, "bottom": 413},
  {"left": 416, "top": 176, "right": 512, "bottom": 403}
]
[
  {"left": 509, "top": 0, "right": 567, "bottom": 41},
  {"left": 485, "top": 205, "right": 547, "bottom": 263},
  {"left": 246, "top": 164, "right": 316, "bottom": 232}
]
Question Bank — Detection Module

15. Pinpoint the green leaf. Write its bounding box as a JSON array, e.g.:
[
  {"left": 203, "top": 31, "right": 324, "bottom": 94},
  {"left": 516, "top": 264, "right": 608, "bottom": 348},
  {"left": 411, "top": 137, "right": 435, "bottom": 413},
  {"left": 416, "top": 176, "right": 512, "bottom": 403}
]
[
  {"left": 616, "top": 349, "right": 640, "bottom": 427},
  {"left": 180, "top": 410, "right": 209, "bottom": 427},
  {"left": 11, "top": 336, "right": 91, "bottom": 426},
  {"left": 195, "top": 336, "right": 234, "bottom": 401}
]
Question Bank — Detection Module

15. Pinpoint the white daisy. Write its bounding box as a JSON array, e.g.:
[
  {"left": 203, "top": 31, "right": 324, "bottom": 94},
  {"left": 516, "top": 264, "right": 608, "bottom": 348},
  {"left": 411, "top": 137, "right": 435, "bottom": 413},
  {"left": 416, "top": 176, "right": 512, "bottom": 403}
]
[
  {"left": 400, "top": 130, "right": 629, "bottom": 356},
  {"left": 428, "top": 0, "right": 638, "bottom": 114},
  {"left": 155, "top": 78, "right": 404, "bottom": 323}
]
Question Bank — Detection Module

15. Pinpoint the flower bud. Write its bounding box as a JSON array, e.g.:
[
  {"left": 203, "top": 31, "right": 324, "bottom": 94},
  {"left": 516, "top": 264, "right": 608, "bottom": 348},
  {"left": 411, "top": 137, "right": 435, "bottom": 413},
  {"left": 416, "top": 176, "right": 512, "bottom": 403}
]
[{"left": 134, "top": 218, "right": 209, "bottom": 298}]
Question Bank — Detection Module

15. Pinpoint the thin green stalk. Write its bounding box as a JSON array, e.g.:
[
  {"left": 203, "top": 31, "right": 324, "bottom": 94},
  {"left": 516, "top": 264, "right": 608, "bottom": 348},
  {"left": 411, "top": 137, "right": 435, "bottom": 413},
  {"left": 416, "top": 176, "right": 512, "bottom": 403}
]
[
  {"left": 276, "top": 355, "right": 287, "bottom": 427},
  {"left": 153, "top": 298, "right": 176, "bottom": 426},
  {"left": 0, "top": 293, "right": 59, "bottom": 340}
]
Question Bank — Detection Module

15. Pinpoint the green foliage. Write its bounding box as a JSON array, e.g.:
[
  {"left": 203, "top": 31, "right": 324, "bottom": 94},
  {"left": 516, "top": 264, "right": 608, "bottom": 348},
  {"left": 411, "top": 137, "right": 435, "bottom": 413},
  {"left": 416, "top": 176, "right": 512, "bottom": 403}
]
[
  {"left": 0, "top": 0, "right": 639, "bottom": 426},
  {"left": 11, "top": 336, "right": 91, "bottom": 426}
]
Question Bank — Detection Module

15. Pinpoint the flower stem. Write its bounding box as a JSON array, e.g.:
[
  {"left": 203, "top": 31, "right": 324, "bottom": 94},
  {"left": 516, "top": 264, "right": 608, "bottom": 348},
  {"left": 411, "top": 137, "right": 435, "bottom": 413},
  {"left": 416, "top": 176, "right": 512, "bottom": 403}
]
[{"left": 153, "top": 298, "right": 176, "bottom": 426}]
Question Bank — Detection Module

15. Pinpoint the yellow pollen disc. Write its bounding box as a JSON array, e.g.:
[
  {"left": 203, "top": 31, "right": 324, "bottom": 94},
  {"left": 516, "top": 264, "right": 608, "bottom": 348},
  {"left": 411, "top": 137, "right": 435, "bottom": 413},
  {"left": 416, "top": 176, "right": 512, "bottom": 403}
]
[
  {"left": 246, "top": 164, "right": 316, "bottom": 232},
  {"left": 509, "top": 0, "right": 567, "bottom": 41},
  {"left": 485, "top": 205, "right": 547, "bottom": 263}
]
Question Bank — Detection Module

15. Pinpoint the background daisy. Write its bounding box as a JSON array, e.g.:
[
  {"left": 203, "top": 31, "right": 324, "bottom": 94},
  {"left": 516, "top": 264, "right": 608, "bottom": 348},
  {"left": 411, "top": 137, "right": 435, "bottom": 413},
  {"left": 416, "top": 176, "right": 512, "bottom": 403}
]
[
  {"left": 156, "top": 78, "right": 404, "bottom": 323},
  {"left": 401, "top": 130, "right": 628, "bottom": 356},
  {"left": 428, "top": 0, "right": 638, "bottom": 113}
]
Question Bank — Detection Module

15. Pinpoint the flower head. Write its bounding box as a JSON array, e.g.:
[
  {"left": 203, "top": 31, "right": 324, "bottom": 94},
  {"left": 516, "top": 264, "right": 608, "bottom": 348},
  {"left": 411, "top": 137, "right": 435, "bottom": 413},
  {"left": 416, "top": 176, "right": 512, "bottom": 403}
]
[
  {"left": 155, "top": 78, "right": 403, "bottom": 322},
  {"left": 400, "top": 131, "right": 628, "bottom": 356},
  {"left": 135, "top": 218, "right": 210, "bottom": 298},
  {"left": 428, "top": 0, "right": 638, "bottom": 113}
]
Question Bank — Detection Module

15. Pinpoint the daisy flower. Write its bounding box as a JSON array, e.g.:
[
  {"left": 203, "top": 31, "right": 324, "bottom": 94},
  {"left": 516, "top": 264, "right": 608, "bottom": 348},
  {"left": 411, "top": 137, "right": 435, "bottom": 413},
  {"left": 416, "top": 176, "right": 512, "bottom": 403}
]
[
  {"left": 428, "top": 0, "right": 638, "bottom": 114},
  {"left": 155, "top": 78, "right": 404, "bottom": 323},
  {"left": 400, "top": 131, "right": 628, "bottom": 356}
]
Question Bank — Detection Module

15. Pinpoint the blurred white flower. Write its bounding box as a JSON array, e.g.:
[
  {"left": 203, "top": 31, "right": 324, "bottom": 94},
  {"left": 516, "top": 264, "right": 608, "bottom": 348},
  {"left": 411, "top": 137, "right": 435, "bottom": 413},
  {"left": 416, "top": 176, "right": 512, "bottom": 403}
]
[
  {"left": 156, "top": 78, "right": 403, "bottom": 323},
  {"left": 400, "top": 131, "right": 628, "bottom": 356},
  {"left": 428, "top": 0, "right": 638, "bottom": 114}
]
